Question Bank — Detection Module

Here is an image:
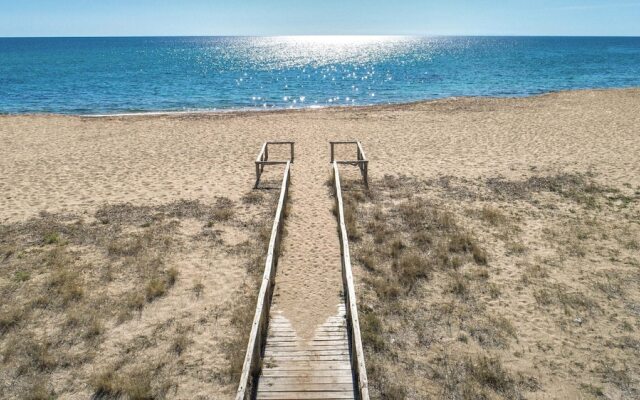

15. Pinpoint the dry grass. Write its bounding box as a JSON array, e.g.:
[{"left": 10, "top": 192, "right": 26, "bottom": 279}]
[
  {"left": 91, "top": 367, "right": 157, "bottom": 400},
  {"left": 345, "top": 171, "right": 640, "bottom": 399},
  {"left": 0, "top": 194, "right": 277, "bottom": 399},
  {"left": 223, "top": 191, "right": 284, "bottom": 387}
]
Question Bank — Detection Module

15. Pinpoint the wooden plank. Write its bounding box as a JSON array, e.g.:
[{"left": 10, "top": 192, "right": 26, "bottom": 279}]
[
  {"left": 257, "top": 160, "right": 290, "bottom": 165},
  {"left": 312, "top": 326, "right": 347, "bottom": 331},
  {"left": 264, "top": 355, "right": 350, "bottom": 362},
  {"left": 257, "top": 392, "right": 354, "bottom": 400},
  {"left": 264, "top": 338, "right": 347, "bottom": 344},
  {"left": 265, "top": 350, "right": 349, "bottom": 356},
  {"left": 259, "top": 383, "right": 355, "bottom": 392},
  {"left": 265, "top": 349, "right": 349, "bottom": 354},
  {"left": 270, "top": 317, "right": 345, "bottom": 324},
  {"left": 265, "top": 346, "right": 350, "bottom": 352},
  {"left": 266, "top": 346, "right": 350, "bottom": 352},
  {"left": 271, "top": 335, "right": 348, "bottom": 341},
  {"left": 267, "top": 322, "right": 346, "bottom": 329},
  {"left": 266, "top": 337, "right": 345, "bottom": 343},
  {"left": 335, "top": 160, "right": 366, "bottom": 165},
  {"left": 259, "top": 376, "right": 354, "bottom": 385},
  {"left": 263, "top": 362, "right": 352, "bottom": 371},
  {"left": 264, "top": 352, "right": 350, "bottom": 358},
  {"left": 264, "top": 353, "right": 350, "bottom": 360},
  {"left": 268, "top": 328, "right": 346, "bottom": 335},
  {"left": 310, "top": 335, "right": 348, "bottom": 339},
  {"left": 260, "top": 369, "right": 354, "bottom": 378},
  {"left": 265, "top": 341, "right": 348, "bottom": 348}
]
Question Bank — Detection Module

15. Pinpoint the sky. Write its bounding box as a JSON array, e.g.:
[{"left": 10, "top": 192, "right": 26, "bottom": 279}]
[{"left": 0, "top": 0, "right": 639, "bottom": 37}]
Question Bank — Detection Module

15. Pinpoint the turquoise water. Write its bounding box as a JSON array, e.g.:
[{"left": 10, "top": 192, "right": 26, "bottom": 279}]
[{"left": 1, "top": 36, "right": 639, "bottom": 114}]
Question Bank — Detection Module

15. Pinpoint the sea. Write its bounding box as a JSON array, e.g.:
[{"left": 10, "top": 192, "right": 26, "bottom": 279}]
[{"left": 1, "top": 36, "right": 639, "bottom": 115}]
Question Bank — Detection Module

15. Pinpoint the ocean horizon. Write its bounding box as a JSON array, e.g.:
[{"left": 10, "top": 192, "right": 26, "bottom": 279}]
[{"left": 1, "top": 35, "right": 639, "bottom": 115}]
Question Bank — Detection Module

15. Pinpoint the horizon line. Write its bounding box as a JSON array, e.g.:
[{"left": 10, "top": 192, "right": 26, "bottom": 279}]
[{"left": 2, "top": 34, "right": 640, "bottom": 39}]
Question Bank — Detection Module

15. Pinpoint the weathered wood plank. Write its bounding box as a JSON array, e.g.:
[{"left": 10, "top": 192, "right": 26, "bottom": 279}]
[
  {"left": 270, "top": 317, "right": 345, "bottom": 324},
  {"left": 260, "top": 369, "right": 354, "bottom": 378},
  {"left": 313, "top": 329, "right": 347, "bottom": 333},
  {"left": 335, "top": 160, "right": 366, "bottom": 164},
  {"left": 259, "top": 376, "right": 354, "bottom": 385},
  {"left": 257, "top": 160, "right": 290, "bottom": 165},
  {"left": 268, "top": 328, "right": 346, "bottom": 335},
  {"left": 257, "top": 392, "right": 355, "bottom": 400},
  {"left": 259, "top": 383, "right": 355, "bottom": 392},
  {"left": 265, "top": 337, "right": 346, "bottom": 343},
  {"left": 265, "top": 340, "right": 349, "bottom": 351},
  {"left": 270, "top": 334, "right": 348, "bottom": 340},
  {"left": 263, "top": 362, "right": 352, "bottom": 370},
  {"left": 265, "top": 350, "right": 349, "bottom": 356},
  {"left": 265, "top": 341, "right": 348, "bottom": 348},
  {"left": 264, "top": 355, "right": 351, "bottom": 362},
  {"left": 312, "top": 334, "right": 348, "bottom": 339}
]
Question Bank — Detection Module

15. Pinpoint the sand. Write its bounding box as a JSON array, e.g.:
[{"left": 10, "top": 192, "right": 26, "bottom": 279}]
[
  {"left": 269, "top": 153, "right": 344, "bottom": 340},
  {"left": 2, "top": 89, "right": 639, "bottom": 224},
  {"left": 1, "top": 88, "right": 640, "bottom": 398}
]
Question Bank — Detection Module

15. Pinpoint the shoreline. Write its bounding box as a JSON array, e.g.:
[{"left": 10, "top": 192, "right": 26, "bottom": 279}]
[{"left": 0, "top": 86, "right": 638, "bottom": 119}]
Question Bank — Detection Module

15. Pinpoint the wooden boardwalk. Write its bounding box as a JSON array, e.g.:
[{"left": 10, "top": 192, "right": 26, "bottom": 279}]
[
  {"left": 236, "top": 142, "right": 368, "bottom": 400},
  {"left": 255, "top": 303, "right": 356, "bottom": 400}
]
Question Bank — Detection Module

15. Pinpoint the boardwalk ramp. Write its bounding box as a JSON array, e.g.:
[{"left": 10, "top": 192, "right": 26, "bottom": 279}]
[{"left": 236, "top": 141, "right": 369, "bottom": 400}]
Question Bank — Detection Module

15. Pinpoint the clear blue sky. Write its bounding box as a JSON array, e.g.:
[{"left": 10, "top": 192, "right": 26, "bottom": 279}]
[{"left": 1, "top": 0, "right": 639, "bottom": 37}]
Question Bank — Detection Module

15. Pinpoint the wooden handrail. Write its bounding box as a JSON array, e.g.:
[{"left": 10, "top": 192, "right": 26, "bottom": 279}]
[
  {"left": 356, "top": 141, "right": 367, "bottom": 162},
  {"left": 333, "top": 161, "right": 370, "bottom": 400},
  {"left": 255, "top": 141, "right": 295, "bottom": 188},
  {"left": 255, "top": 142, "right": 267, "bottom": 163},
  {"left": 236, "top": 161, "right": 291, "bottom": 400},
  {"left": 335, "top": 160, "right": 369, "bottom": 164},
  {"left": 330, "top": 141, "right": 369, "bottom": 188}
]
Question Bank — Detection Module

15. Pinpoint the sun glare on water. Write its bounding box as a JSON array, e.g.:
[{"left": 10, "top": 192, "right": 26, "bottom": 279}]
[
  {"left": 276, "top": 35, "right": 405, "bottom": 45},
  {"left": 244, "top": 35, "right": 417, "bottom": 68}
]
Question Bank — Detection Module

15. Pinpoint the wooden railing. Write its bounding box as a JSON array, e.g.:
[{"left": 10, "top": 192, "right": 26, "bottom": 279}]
[
  {"left": 329, "top": 140, "right": 368, "bottom": 189},
  {"left": 332, "top": 161, "right": 370, "bottom": 400},
  {"left": 255, "top": 141, "right": 295, "bottom": 188},
  {"left": 236, "top": 160, "right": 291, "bottom": 400}
]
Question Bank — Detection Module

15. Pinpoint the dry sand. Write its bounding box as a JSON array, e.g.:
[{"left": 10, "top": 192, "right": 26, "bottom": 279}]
[
  {"left": 269, "top": 154, "right": 344, "bottom": 340},
  {"left": 2, "top": 88, "right": 639, "bottom": 224},
  {"left": 1, "top": 88, "right": 640, "bottom": 399}
]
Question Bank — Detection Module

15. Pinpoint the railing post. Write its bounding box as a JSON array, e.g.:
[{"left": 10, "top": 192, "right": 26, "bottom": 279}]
[
  {"left": 255, "top": 162, "right": 260, "bottom": 189},
  {"left": 363, "top": 161, "right": 369, "bottom": 189},
  {"left": 330, "top": 142, "right": 335, "bottom": 163},
  {"left": 290, "top": 142, "right": 295, "bottom": 163}
]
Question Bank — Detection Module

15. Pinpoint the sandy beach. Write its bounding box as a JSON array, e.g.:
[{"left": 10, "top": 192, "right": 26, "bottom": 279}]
[
  {"left": 1, "top": 88, "right": 640, "bottom": 399},
  {"left": 1, "top": 88, "right": 639, "bottom": 223}
]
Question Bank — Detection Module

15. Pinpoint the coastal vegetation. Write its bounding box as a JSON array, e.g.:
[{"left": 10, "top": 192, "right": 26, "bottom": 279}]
[
  {"left": 343, "top": 171, "right": 640, "bottom": 399},
  {"left": 0, "top": 194, "right": 277, "bottom": 399}
]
